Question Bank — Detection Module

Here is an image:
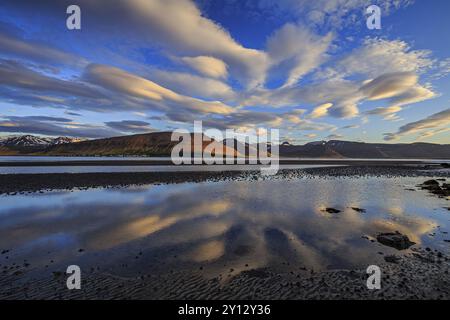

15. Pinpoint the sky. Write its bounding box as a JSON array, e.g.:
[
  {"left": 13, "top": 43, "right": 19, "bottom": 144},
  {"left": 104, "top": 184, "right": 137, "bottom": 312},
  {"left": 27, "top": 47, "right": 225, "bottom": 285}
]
[{"left": 0, "top": 0, "right": 449, "bottom": 144}]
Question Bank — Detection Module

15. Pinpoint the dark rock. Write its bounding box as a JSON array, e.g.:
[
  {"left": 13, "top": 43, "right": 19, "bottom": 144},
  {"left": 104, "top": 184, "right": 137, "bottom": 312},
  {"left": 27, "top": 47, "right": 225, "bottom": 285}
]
[
  {"left": 323, "top": 208, "right": 341, "bottom": 214},
  {"left": 384, "top": 255, "right": 401, "bottom": 264},
  {"left": 351, "top": 207, "right": 366, "bottom": 213},
  {"left": 241, "top": 269, "right": 270, "bottom": 278},
  {"left": 434, "top": 188, "right": 450, "bottom": 196},
  {"left": 412, "top": 253, "right": 435, "bottom": 263},
  {"left": 376, "top": 231, "right": 415, "bottom": 250},
  {"left": 52, "top": 271, "right": 63, "bottom": 278},
  {"left": 423, "top": 179, "right": 439, "bottom": 186},
  {"left": 421, "top": 184, "right": 441, "bottom": 191}
]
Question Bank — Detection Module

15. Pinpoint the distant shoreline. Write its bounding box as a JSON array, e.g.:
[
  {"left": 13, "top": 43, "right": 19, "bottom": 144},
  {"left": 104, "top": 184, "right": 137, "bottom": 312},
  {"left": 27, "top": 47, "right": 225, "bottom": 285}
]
[{"left": 0, "top": 158, "right": 448, "bottom": 167}]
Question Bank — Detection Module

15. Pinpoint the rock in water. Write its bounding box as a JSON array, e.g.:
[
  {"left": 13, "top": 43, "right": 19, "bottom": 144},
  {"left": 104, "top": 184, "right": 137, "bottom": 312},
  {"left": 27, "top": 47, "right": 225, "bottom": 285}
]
[
  {"left": 323, "top": 208, "right": 341, "bottom": 214},
  {"left": 422, "top": 179, "right": 439, "bottom": 186},
  {"left": 376, "top": 231, "right": 415, "bottom": 250}
]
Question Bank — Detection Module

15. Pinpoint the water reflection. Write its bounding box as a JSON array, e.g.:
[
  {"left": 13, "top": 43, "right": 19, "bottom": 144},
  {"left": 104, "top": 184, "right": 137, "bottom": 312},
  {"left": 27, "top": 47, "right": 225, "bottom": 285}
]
[{"left": 0, "top": 177, "right": 448, "bottom": 280}]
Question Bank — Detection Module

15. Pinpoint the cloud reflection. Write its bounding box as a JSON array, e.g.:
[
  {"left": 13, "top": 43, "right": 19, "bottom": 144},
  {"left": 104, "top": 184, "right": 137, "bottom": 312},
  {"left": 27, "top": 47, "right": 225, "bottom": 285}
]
[{"left": 0, "top": 177, "right": 444, "bottom": 279}]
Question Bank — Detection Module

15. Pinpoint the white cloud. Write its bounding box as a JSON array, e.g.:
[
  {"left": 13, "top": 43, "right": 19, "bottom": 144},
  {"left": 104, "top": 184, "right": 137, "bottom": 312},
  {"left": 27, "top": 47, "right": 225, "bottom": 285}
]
[
  {"left": 431, "top": 57, "right": 450, "bottom": 80},
  {"left": 84, "top": 64, "right": 234, "bottom": 115},
  {"left": 362, "top": 73, "right": 436, "bottom": 120},
  {"left": 389, "top": 84, "right": 436, "bottom": 106},
  {"left": 254, "top": 0, "right": 413, "bottom": 28},
  {"left": 267, "top": 24, "right": 333, "bottom": 87},
  {"left": 151, "top": 69, "right": 234, "bottom": 100},
  {"left": 308, "top": 103, "right": 333, "bottom": 119},
  {"left": 326, "top": 133, "right": 344, "bottom": 140},
  {"left": 384, "top": 108, "right": 450, "bottom": 141},
  {"left": 0, "top": 29, "right": 87, "bottom": 68},
  {"left": 4, "top": 0, "right": 268, "bottom": 88},
  {"left": 366, "top": 105, "right": 402, "bottom": 116},
  {"left": 336, "top": 38, "right": 433, "bottom": 78},
  {"left": 105, "top": 120, "right": 154, "bottom": 133},
  {"left": 121, "top": 0, "right": 268, "bottom": 88},
  {"left": 180, "top": 56, "right": 228, "bottom": 79},
  {"left": 360, "top": 72, "right": 418, "bottom": 100},
  {"left": 341, "top": 124, "right": 360, "bottom": 129}
]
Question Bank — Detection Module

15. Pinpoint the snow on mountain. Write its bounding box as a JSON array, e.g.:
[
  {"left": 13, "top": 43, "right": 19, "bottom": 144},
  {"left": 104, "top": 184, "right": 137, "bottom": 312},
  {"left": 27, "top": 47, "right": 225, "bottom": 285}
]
[
  {"left": 305, "top": 140, "right": 326, "bottom": 146},
  {"left": 0, "top": 135, "right": 81, "bottom": 147},
  {"left": 52, "top": 136, "right": 83, "bottom": 145}
]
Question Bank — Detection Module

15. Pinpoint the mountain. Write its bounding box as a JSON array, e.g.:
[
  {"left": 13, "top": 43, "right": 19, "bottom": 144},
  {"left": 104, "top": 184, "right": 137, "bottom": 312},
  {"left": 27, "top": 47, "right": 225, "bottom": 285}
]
[
  {"left": 0, "top": 133, "right": 449, "bottom": 159},
  {"left": 279, "top": 140, "right": 450, "bottom": 159},
  {"left": 0, "top": 135, "right": 83, "bottom": 154},
  {"left": 0, "top": 135, "right": 53, "bottom": 147},
  {"left": 51, "top": 137, "right": 83, "bottom": 145},
  {"left": 279, "top": 141, "right": 343, "bottom": 158},
  {"left": 222, "top": 138, "right": 260, "bottom": 157},
  {"left": 0, "top": 135, "right": 81, "bottom": 147},
  {"left": 0, "top": 132, "right": 237, "bottom": 156},
  {"left": 42, "top": 132, "right": 237, "bottom": 157}
]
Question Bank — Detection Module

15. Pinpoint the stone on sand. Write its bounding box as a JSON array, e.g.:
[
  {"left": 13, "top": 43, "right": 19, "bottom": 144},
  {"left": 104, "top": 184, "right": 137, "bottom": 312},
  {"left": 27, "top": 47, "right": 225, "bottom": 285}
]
[{"left": 377, "top": 231, "right": 415, "bottom": 250}]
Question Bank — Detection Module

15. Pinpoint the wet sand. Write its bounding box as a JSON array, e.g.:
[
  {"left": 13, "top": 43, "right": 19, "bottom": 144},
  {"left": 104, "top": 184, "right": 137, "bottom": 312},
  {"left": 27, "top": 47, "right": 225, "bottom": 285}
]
[{"left": 1, "top": 248, "right": 449, "bottom": 300}]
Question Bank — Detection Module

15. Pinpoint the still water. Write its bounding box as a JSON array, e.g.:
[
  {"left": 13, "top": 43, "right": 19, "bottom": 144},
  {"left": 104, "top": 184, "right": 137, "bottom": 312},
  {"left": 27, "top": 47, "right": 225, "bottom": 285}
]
[
  {"left": 0, "top": 176, "right": 448, "bottom": 281},
  {"left": 0, "top": 155, "right": 447, "bottom": 173}
]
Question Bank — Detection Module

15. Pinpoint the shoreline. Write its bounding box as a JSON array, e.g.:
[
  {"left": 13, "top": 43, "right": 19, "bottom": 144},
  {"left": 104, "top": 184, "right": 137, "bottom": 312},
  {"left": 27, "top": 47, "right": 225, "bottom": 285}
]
[
  {"left": 0, "top": 159, "right": 447, "bottom": 167},
  {"left": 0, "top": 165, "right": 449, "bottom": 195}
]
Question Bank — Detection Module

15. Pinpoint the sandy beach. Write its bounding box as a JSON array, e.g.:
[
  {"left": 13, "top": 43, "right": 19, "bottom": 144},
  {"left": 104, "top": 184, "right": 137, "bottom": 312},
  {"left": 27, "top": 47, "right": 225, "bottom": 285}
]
[{"left": 1, "top": 248, "right": 449, "bottom": 300}]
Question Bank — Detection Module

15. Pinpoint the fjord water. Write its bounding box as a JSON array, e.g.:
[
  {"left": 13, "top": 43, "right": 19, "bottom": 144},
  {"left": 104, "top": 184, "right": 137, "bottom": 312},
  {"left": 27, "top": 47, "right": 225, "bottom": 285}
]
[
  {"left": 0, "top": 156, "right": 448, "bottom": 174},
  {"left": 0, "top": 176, "right": 448, "bottom": 281}
]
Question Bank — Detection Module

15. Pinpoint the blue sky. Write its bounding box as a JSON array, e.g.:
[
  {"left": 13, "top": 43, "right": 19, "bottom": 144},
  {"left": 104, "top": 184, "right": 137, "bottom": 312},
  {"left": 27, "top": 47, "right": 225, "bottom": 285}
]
[{"left": 0, "top": 0, "right": 449, "bottom": 143}]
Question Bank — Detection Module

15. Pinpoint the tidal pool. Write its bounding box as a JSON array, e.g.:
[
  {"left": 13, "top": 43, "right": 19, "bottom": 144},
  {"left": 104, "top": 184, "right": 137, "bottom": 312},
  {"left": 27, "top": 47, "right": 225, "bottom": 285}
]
[{"left": 0, "top": 176, "right": 448, "bottom": 282}]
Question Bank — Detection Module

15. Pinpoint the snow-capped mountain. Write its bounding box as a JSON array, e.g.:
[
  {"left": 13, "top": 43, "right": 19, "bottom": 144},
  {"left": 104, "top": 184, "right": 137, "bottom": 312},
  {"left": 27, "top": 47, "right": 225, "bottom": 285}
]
[
  {"left": 0, "top": 135, "right": 81, "bottom": 147},
  {"left": 51, "top": 136, "right": 83, "bottom": 145}
]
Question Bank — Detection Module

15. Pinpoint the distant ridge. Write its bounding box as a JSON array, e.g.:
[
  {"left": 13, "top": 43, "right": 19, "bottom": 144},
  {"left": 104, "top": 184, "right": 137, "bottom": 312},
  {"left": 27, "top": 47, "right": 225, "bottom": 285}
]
[
  {"left": 0, "top": 133, "right": 449, "bottom": 159},
  {"left": 280, "top": 140, "right": 450, "bottom": 159}
]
